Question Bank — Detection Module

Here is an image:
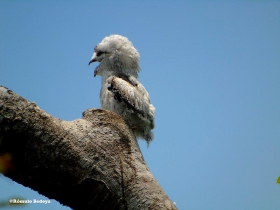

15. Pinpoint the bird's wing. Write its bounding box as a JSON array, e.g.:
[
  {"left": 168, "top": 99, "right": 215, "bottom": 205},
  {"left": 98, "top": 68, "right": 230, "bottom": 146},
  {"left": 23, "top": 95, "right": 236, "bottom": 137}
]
[{"left": 108, "top": 76, "right": 155, "bottom": 122}]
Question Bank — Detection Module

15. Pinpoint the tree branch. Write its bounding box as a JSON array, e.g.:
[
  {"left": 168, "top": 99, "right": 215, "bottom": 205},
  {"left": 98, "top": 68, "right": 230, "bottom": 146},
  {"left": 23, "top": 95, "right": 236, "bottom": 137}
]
[{"left": 0, "top": 85, "right": 177, "bottom": 210}]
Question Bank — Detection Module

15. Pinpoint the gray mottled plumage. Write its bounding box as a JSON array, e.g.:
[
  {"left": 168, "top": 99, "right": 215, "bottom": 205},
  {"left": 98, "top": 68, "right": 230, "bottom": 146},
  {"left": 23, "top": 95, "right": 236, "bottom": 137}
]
[{"left": 88, "top": 35, "right": 155, "bottom": 144}]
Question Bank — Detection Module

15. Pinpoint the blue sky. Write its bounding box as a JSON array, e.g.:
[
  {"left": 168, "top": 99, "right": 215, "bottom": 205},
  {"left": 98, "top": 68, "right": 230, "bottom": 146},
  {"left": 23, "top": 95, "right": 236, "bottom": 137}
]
[{"left": 1, "top": 1, "right": 280, "bottom": 210}]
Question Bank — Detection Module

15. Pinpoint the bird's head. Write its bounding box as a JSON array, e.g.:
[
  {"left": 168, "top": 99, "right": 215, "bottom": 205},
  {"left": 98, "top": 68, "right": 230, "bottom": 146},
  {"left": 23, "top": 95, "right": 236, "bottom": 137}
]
[{"left": 88, "top": 34, "right": 140, "bottom": 78}]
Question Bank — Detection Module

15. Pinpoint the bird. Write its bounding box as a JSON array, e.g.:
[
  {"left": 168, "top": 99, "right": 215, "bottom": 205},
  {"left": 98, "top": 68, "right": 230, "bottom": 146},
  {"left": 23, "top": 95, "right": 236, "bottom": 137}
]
[{"left": 88, "top": 34, "right": 155, "bottom": 144}]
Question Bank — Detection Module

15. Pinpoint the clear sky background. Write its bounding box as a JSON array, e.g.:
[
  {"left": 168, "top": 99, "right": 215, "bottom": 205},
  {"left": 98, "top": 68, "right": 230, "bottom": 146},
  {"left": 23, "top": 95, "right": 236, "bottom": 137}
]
[{"left": 1, "top": 1, "right": 280, "bottom": 210}]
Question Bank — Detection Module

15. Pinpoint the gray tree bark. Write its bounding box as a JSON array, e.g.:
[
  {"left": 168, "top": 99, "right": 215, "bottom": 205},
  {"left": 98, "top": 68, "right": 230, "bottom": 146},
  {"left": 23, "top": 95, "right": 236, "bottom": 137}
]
[{"left": 0, "top": 85, "right": 177, "bottom": 210}]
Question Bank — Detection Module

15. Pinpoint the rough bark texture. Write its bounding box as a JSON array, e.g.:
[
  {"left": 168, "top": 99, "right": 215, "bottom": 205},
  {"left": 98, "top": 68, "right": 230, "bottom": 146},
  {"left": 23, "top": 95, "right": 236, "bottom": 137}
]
[{"left": 0, "top": 85, "right": 177, "bottom": 210}]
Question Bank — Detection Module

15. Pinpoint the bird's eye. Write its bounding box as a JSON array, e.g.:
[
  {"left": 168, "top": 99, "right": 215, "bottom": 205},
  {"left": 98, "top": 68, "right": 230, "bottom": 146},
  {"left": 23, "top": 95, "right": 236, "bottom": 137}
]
[{"left": 96, "top": 51, "right": 104, "bottom": 57}]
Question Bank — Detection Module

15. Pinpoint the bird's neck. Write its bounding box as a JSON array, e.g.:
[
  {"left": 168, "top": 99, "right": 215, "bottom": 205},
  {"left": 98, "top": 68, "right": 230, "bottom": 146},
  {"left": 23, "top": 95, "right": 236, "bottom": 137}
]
[{"left": 100, "top": 70, "right": 115, "bottom": 85}]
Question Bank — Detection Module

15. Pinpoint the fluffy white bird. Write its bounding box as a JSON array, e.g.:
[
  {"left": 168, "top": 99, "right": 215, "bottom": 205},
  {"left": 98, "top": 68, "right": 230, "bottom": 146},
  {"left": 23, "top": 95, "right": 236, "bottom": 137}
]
[{"left": 88, "top": 35, "right": 155, "bottom": 144}]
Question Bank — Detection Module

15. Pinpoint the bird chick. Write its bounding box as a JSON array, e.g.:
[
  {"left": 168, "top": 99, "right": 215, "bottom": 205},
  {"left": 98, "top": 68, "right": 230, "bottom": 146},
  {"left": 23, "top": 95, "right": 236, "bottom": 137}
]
[{"left": 88, "top": 35, "right": 155, "bottom": 144}]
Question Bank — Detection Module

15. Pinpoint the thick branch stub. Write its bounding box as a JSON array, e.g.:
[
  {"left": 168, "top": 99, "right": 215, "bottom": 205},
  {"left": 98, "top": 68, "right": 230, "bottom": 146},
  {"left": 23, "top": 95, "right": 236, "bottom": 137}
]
[{"left": 0, "top": 85, "right": 177, "bottom": 210}]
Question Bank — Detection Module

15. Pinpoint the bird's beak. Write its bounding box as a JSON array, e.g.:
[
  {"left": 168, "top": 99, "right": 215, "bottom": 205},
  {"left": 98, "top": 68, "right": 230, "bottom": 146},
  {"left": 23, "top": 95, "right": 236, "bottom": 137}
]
[
  {"left": 94, "top": 69, "right": 98, "bottom": 77},
  {"left": 88, "top": 52, "right": 98, "bottom": 66}
]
